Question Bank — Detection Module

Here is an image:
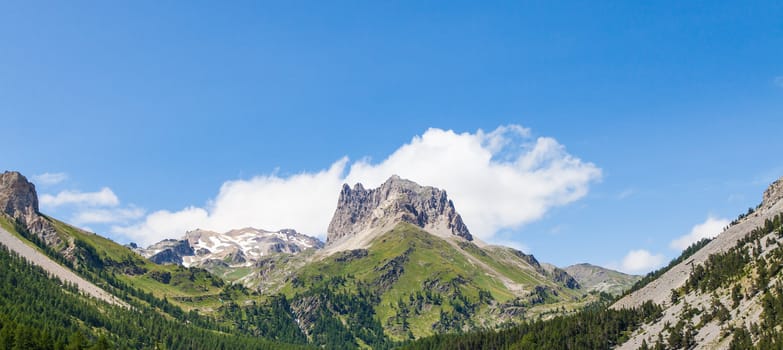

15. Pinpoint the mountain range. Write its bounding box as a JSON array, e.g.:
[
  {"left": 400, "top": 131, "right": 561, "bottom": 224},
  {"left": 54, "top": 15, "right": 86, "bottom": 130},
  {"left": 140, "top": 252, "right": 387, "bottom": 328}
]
[
  {"left": 10, "top": 169, "right": 782, "bottom": 349},
  {"left": 131, "top": 174, "right": 632, "bottom": 340}
]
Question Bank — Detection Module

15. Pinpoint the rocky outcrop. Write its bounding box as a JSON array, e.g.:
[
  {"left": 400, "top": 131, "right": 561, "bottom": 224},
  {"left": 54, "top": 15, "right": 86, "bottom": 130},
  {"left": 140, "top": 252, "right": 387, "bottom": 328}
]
[
  {"left": 549, "top": 267, "right": 581, "bottom": 290},
  {"left": 142, "top": 239, "right": 194, "bottom": 265},
  {"left": 0, "top": 171, "right": 38, "bottom": 219},
  {"left": 327, "top": 175, "right": 472, "bottom": 245},
  {"left": 0, "top": 171, "right": 59, "bottom": 246},
  {"left": 149, "top": 248, "right": 184, "bottom": 265},
  {"left": 761, "top": 176, "right": 783, "bottom": 211}
]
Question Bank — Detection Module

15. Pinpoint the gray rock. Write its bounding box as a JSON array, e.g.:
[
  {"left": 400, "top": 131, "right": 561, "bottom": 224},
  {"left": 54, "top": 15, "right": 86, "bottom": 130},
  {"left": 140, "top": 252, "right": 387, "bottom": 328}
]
[
  {"left": 143, "top": 239, "right": 195, "bottom": 265},
  {"left": 549, "top": 266, "right": 581, "bottom": 290},
  {"left": 327, "top": 175, "right": 472, "bottom": 243},
  {"left": 149, "top": 249, "right": 184, "bottom": 265},
  {"left": 0, "top": 171, "right": 38, "bottom": 218},
  {"left": 0, "top": 171, "right": 60, "bottom": 246},
  {"left": 762, "top": 176, "right": 783, "bottom": 211}
]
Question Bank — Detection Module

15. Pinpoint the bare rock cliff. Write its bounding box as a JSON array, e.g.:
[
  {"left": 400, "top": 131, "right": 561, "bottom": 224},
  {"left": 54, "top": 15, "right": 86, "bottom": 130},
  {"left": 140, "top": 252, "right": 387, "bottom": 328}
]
[
  {"left": 327, "top": 175, "right": 472, "bottom": 244},
  {"left": 762, "top": 176, "right": 783, "bottom": 211},
  {"left": 0, "top": 171, "right": 59, "bottom": 246}
]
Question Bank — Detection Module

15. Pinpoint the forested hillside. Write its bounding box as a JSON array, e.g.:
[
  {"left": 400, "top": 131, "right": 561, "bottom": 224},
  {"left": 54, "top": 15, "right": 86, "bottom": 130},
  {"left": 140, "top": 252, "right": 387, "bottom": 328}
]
[{"left": 0, "top": 244, "right": 311, "bottom": 349}]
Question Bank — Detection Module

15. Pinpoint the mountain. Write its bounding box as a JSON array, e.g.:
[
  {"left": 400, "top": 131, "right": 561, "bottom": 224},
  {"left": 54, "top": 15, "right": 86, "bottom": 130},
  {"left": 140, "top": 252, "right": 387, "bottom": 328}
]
[
  {"left": 0, "top": 170, "right": 595, "bottom": 349},
  {"left": 260, "top": 176, "right": 592, "bottom": 341},
  {"left": 404, "top": 177, "right": 783, "bottom": 350},
  {"left": 608, "top": 176, "right": 783, "bottom": 349},
  {"left": 145, "top": 175, "right": 592, "bottom": 342},
  {"left": 0, "top": 171, "right": 239, "bottom": 306},
  {"left": 563, "top": 263, "right": 641, "bottom": 296},
  {"left": 12, "top": 167, "right": 783, "bottom": 349},
  {"left": 0, "top": 171, "right": 311, "bottom": 348},
  {"left": 137, "top": 227, "right": 323, "bottom": 267}
]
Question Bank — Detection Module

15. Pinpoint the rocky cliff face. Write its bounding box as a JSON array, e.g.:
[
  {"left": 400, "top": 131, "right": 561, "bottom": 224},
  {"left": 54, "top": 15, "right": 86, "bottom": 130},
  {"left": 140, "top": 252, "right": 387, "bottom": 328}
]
[
  {"left": 139, "top": 239, "right": 194, "bottom": 265},
  {"left": 0, "top": 171, "right": 59, "bottom": 246},
  {"left": 327, "top": 175, "right": 472, "bottom": 245},
  {"left": 761, "top": 176, "right": 783, "bottom": 211}
]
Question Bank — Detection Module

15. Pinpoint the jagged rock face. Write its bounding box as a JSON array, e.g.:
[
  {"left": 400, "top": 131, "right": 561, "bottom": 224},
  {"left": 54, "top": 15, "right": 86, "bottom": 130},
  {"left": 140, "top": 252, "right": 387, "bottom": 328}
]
[
  {"left": 762, "top": 177, "right": 783, "bottom": 211},
  {"left": 138, "top": 227, "right": 323, "bottom": 267},
  {"left": 327, "top": 175, "right": 472, "bottom": 244},
  {"left": 149, "top": 248, "right": 184, "bottom": 265},
  {"left": 549, "top": 267, "right": 580, "bottom": 289},
  {"left": 0, "top": 171, "right": 39, "bottom": 218},
  {"left": 0, "top": 171, "right": 59, "bottom": 246}
]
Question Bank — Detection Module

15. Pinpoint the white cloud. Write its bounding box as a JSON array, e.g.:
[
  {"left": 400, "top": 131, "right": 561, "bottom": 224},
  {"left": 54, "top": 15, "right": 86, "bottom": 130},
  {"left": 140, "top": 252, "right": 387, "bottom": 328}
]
[
  {"left": 72, "top": 207, "right": 146, "bottom": 225},
  {"left": 621, "top": 249, "right": 665, "bottom": 274},
  {"left": 344, "top": 127, "right": 602, "bottom": 238},
  {"left": 116, "top": 125, "right": 602, "bottom": 246},
  {"left": 40, "top": 188, "right": 120, "bottom": 208},
  {"left": 113, "top": 207, "right": 209, "bottom": 244},
  {"left": 33, "top": 172, "right": 68, "bottom": 186},
  {"left": 670, "top": 215, "right": 730, "bottom": 251},
  {"left": 113, "top": 161, "right": 348, "bottom": 245}
]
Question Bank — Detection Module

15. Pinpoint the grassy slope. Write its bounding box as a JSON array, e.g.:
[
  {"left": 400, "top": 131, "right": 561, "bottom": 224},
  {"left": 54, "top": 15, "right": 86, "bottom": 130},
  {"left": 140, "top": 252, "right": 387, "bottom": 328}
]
[
  {"left": 283, "top": 223, "right": 588, "bottom": 339},
  {"left": 10, "top": 215, "right": 236, "bottom": 311},
  {"left": 6, "top": 213, "right": 595, "bottom": 342}
]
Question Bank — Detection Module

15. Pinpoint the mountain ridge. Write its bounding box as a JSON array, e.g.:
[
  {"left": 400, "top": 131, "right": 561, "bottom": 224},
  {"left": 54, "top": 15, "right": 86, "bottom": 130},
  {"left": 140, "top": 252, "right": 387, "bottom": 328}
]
[
  {"left": 135, "top": 174, "right": 594, "bottom": 340},
  {"left": 0, "top": 170, "right": 616, "bottom": 347},
  {"left": 611, "top": 176, "right": 783, "bottom": 349},
  {"left": 614, "top": 177, "right": 783, "bottom": 310},
  {"left": 136, "top": 227, "right": 323, "bottom": 267}
]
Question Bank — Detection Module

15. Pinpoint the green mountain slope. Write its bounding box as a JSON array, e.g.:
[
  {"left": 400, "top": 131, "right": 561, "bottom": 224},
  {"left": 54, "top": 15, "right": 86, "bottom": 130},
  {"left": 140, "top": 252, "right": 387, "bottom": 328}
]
[
  {"left": 405, "top": 178, "right": 783, "bottom": 350},
  {"left": 0, "top": 171, "right": 600, "bottom": 348},
  {"left": 0, "top": 224, "right": 311, "bottom": 349},
  {"left": 279, "top": 223, "right": 591, "bottom": 341},
  {"left": 1, "top": 213, "right": 230, "bottom": 309}
]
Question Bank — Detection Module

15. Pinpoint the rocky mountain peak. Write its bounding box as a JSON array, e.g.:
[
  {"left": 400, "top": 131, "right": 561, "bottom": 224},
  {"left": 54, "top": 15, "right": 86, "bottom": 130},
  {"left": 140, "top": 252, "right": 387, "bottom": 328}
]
[
  {"left": 0, "top": 171, "right": 39, "bottom": 220},
  {"left": 327, "top": 175, "right": 473, "bottom": 245}
]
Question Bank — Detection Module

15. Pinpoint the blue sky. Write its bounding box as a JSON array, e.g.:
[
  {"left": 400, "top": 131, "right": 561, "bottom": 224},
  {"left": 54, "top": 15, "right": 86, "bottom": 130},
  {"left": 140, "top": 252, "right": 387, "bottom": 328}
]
[{"left": 2, "top": 1, "right": 782, "bottom": 273}]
